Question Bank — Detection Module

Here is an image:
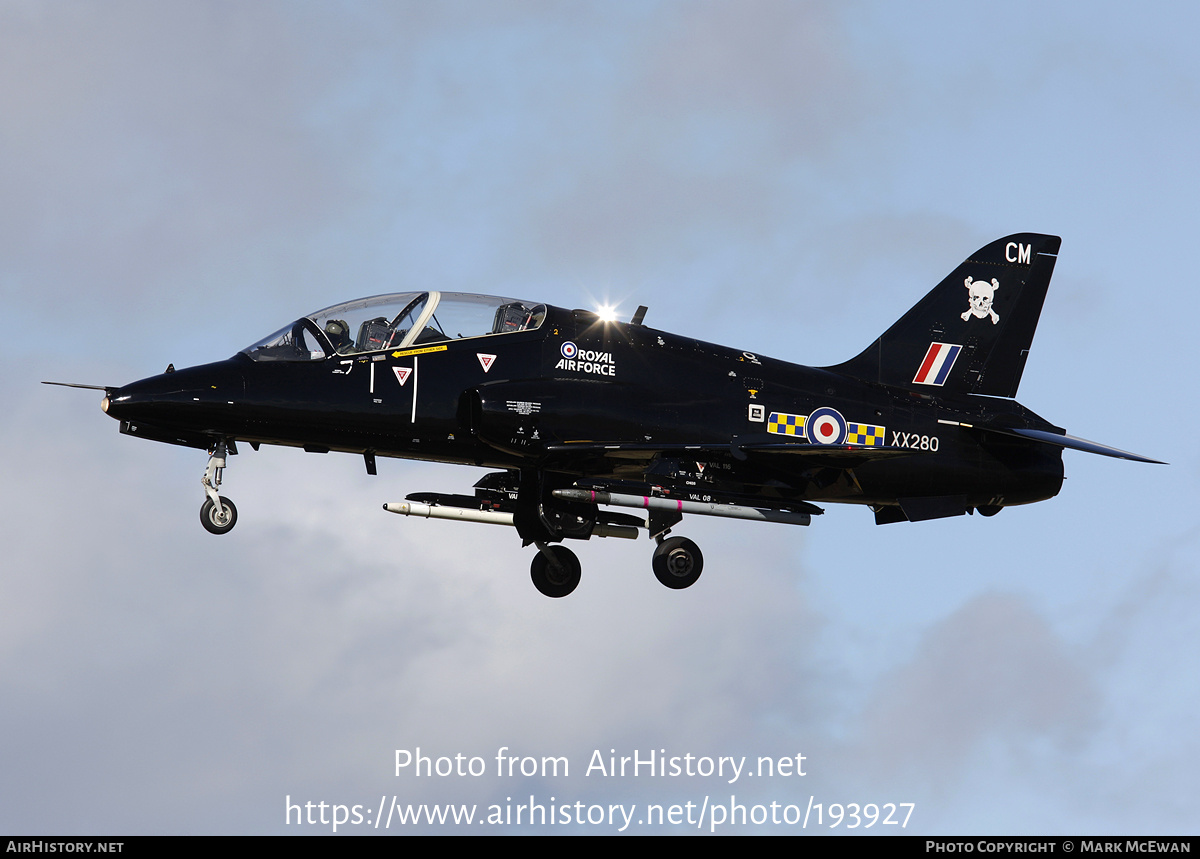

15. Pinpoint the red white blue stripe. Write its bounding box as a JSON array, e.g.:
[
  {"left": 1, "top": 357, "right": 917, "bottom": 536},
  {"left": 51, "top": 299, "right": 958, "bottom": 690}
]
[{"left": 913, "top": 342, "right": 962, "bottom": 386}]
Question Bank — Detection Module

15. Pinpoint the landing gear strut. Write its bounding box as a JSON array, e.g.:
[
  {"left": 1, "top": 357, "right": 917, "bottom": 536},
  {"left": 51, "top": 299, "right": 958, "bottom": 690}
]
[
  {"left": 530, "top": 543, "right": 581, "bottom": 598},
  {"left": 200, "top": 440, "right": 237, "bottom": 535},
  {"left": 652, "top": 536, "right": 704, "bottom": 589}
]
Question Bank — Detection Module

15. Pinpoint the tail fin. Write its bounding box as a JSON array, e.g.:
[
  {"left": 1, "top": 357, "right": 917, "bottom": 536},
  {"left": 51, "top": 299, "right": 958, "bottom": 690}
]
[{"left": 827, "top": 233, "right": 1060, "bottom": 398}]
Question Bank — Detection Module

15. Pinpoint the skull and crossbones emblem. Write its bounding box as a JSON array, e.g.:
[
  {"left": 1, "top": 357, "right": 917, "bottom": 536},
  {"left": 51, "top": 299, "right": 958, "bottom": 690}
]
[{"left": 962, "top": 276, "right": 1000, "bottom": 324}]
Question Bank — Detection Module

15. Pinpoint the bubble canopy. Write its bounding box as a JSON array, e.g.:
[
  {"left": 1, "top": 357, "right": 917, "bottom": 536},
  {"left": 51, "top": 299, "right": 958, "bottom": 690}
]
[{"left": 241, "top": 292, "right": 547, "bottom": 362}]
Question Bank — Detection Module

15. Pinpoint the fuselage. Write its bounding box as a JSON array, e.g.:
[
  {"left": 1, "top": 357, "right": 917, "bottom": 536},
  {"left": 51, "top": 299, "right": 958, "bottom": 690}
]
[{"left": 104, "top": 292, "right": 1064, "bottom": 513}]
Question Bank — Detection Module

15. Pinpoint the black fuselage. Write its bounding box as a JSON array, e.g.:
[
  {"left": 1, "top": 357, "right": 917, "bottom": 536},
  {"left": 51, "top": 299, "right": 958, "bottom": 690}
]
[{"left": 106, "top": 302, "right": 1063, "bottom": 516}]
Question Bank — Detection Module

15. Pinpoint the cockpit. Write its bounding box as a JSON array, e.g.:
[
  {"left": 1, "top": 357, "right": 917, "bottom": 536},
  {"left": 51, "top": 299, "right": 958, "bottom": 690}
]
[{"left": 241, "top": 292, "right": 547, "bottom": 362}]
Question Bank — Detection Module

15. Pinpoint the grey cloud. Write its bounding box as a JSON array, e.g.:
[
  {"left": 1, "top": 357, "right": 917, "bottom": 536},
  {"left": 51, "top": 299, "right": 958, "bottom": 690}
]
[
  {"left": 855, "top": 593, "right": 1097, "bottom": 786},
  {"left": 638, "top": 0, "right": 859, "bottom": 152},
  {"left": 525, "top": 2, "right": 866, "bottom": 276},
  {"left": 0, "top": 2, "right": 411, "bottom": 317}
]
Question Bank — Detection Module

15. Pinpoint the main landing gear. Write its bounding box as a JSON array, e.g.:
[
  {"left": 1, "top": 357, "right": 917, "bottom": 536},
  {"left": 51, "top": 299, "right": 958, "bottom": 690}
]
[
  {"left": 200, "top": 439, "right": 238, "bottom": 535},
  {"left": 386, "top": 476, "right": 768, "bottom": 598},
  {"left": 530, "top": 543, "right": 583, "bottom": 598},
  {"left": 525, "top": 538, "right": 703, "bottom": 598},
  {"left": 652, "top": 536, "right": 703, "bottom": 590}
]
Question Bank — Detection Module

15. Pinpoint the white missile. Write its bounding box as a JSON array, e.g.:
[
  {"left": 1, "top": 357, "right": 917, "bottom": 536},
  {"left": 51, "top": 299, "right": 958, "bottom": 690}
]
[
  {"left": 551, "top": 489, "right": 812, "bottom": 526},
  {"left": 383, "top": 501, "right": 640, "bottom": 539}
]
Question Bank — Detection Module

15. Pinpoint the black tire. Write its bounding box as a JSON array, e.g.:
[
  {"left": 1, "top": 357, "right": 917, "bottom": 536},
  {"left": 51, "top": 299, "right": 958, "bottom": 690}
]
[
  {"left": 652, "top": 536, "right": 703, "bottom": 589},
  {"left": 977, "top": 505, "right": 1002, "bottom": 517},
  {"left": 200, "top": 496, "right": 238, "bottom": 535},
  {"left": 530, "top": 546, "right": 581, "bottom": 598}
]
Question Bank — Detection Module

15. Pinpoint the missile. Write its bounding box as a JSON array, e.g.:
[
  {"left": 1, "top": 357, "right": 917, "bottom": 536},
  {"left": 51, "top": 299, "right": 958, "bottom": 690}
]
[
  {"left": 551, "top": 489, "right": 813, "bottom": 526},
  {"left": 383, "top": 501, "right": 640, "bottom": 539}
]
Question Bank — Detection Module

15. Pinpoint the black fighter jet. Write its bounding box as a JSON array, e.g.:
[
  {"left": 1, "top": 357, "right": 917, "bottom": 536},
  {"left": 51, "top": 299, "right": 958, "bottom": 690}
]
[{"left": 49, "top": 233, "right": 1162, "bottom": 597}]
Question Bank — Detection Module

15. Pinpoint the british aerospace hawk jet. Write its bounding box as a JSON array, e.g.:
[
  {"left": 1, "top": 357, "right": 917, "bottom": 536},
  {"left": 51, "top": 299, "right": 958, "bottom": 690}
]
[{"left": 49, "top": 233, "right": 1163, "bottom": 597}]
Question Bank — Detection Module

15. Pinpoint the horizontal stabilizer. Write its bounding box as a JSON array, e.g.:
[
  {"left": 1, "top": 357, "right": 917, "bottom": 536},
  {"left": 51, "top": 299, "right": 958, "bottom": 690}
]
[{"left": 982, "top": 426, "right": 1166, "bottom": 464}]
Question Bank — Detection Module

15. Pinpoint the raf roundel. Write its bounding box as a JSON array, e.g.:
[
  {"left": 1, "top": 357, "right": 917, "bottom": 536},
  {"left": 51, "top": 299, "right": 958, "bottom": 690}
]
[
  {"left": 806, "top": 407, "right": 848, "bottom": 445},
  {"left": 560, "top": 341, "right": 578, "bottom": 359}
]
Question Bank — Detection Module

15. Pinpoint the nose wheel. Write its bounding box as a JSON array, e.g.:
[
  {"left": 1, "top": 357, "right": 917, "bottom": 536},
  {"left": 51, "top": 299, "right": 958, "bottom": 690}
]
[
  {"left": 652, "top": 536, "right": 703, "bottom": 589},
  {"left": 200, "top": 495, "right": 238, "bottom": 534}
]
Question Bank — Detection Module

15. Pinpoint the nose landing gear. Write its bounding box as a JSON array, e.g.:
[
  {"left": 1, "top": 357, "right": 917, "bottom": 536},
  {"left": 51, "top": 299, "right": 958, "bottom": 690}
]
[
  {"left": 200, "top": 439, "right": 238, "bottom": 535},
  {"left": 200, "top": 495, "right": 238, "bottom": 534}
]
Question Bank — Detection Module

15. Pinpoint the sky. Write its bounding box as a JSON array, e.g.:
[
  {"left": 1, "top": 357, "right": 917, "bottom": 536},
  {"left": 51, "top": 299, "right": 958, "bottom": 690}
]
[{"left": 2, "top": 0, "right": 1197, "bottom": 835}]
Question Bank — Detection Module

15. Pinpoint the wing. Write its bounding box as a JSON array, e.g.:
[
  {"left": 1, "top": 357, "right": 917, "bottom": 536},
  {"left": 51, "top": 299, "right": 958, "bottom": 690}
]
[{"left": 544, "top": 440, "right": 920, "bottom": 469}]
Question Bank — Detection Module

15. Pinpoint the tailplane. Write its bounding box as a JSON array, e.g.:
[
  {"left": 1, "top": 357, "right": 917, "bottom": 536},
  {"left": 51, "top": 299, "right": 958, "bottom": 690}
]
[{"left": 827, "top": 233, "right": 1060, "bottom": 398}]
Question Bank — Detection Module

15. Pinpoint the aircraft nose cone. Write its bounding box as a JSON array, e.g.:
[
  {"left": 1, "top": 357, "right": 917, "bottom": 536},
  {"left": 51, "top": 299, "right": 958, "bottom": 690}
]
[{"left": 105, "top": 360, "right": 246, "bottom": 427}]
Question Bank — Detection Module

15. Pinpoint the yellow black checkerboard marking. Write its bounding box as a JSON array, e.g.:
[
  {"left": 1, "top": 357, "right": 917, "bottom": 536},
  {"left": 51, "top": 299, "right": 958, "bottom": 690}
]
[
  {"left": 768, "top": 412, "right": 806, "bottom": 437},
  {"left": 847, "top": 422, "right": 886, "bottom": 446}
]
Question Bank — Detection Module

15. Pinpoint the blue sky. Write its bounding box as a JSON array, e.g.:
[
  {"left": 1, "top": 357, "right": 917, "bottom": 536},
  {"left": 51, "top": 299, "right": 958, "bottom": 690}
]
[{"left": 2, "top": 1, "right": 1196, "bottom": 834}]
